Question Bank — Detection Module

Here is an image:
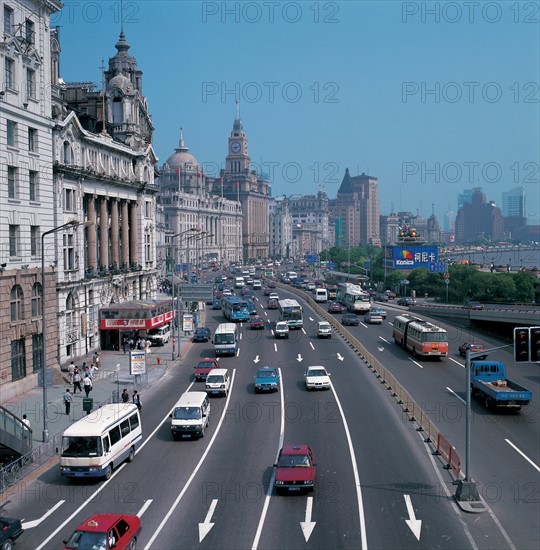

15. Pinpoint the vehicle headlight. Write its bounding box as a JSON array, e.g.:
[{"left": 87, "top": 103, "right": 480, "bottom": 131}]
[
  {"left": 275, "top": 480, "right": 284, "bottom": 485},
  {"left": 303, "top": 480, "right": 312, "bottom": 485}
]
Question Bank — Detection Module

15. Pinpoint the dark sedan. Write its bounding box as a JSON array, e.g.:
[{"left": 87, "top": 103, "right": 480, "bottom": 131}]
[
  {"left": 0, "top": 516, "right": 23, "bottom": 550},
  {"left": 458, "top": 341, "right": 487, "bottom": 358},
  {"left": 192, "top": 327, "right": 212, "bottom": 342},
  {"left": 342, "top": 313, "right": 359, "bottom": 326}
]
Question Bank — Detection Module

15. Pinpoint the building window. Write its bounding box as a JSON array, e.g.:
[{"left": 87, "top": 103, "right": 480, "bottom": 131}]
[
  {"left": 7, "top": 120, "right": 17, "bottom": 147},
  {"left": 28, "top": 127, "right": 37, "bottom": 151},
  {"left": 144, "top": 232, "right": 151, "bottom": 261},
  {"left": 25, "top": 19, "right": 34, "bottom": 44},
  {"left": 3, "top": 5, "right": 13, "bottom": 34},
  {"left": 8, "top": 166, "right": 18, "bottom": 198},
  {"left": 63, "top": 233, "right": 75, "bottom": 270},
  {"left": 9, "top": 224, "right": 20, "bottom": 256},
  {"left": 10, "top": 284, "right": 23, "bottom": 321},
  {"left": 31, "top": 225, "right": 40, "bottom": 256},
  {"left": 32, "top": 333, "right": 42, "bottom": 373},
  {"left": 64, "top": 188, "right": 75, "bottom": 211},
  {"left": 4, "top": 57, "right": 14, "bottom": 89},
  {"left": 11, "top": 338, "right": 26, "bottom": 381},
  {"left": 63, "top": 141, "right": 72, "bottom": 164},
  {"left": 29, "top": 170, "right": 39, "bottom": 201},
  {"left": 31, "top": 282, "right": 42, "bottom": 317},
  {"left": 145, "top": 201, "right": 152, "bottom": 218},
  {"left": 26, "top": 68, "right": 36, "bottom": 99}
]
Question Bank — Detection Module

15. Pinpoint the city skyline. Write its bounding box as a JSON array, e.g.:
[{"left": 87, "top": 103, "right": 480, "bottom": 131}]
[{"left": 57, "top": 1, "right": 539, "bottom": 224}]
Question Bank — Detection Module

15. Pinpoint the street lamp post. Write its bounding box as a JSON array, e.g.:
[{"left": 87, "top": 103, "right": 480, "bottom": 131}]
[
  {"left": 41, "top": 220, "right": 92, "bottom": 442},
  {"left": 171, "top": 228, "right": 201, "bottom": 360}
]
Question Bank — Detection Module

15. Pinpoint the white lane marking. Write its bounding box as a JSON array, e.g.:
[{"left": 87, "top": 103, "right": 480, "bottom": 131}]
[
  {"left": 240, "top": 332, "right": 243, "bottom": 340},
  {"left": 144, "top": 370, "right": 237, "bottom": 549},
  {"left": 237, "top": 347, "right": 241, "bottom": 357},
  {"left": 274, "top": 343, "right": 278, "bottom": 352},
  {"left": 360, "top": 322, "right": 368, "bottom": 328},
  {"left": 301, "top": 328, "right": 306, "bottom": 335},
  {"left": 446, "top": 387, "right": 465, "bottom": 404},
  {"left": 251, "top": 368, "right": 285, "bottom": 550},
  {"left": 300, "top": 496, "right": 316, "bottom": 542},
  {"left": 505, "top": 439, "right": 540, "bottom": 472},
  {"left": 309, "top": 342, "right": 315, "bottom": 351},
  {"left": 409, "top": 358, "right": 423, "bottom": 369},
  {"left": 22, "top": 500, "right": 65, "bottom": 529},
  {"left": 264, "top": 311, "right": 268, "bottom": 317},
  {"left": 404, "top": 494, "right": 422, "bottom": 540},
  {"left": 329, "top": 380, "right": 369, "bottom": 549},
  {"left": 379, "top": 336, "right": 390, "bottom": 344},
  {"left": 36, "top": 379, "right": 198, "bottom": 549},
  {"left": 137, "top": 499, "right": 153, "bottom": 518},
  {"left": 199, "top": 498, "right": 218, "bottom": 542},
  {"left": 448, "top": 357, "right": 465, "bottom": 368}
]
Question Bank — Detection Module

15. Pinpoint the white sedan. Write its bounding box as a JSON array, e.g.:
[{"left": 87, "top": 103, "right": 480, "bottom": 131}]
[{"left": 304, "top": 366, "right": 331, "bottom": 390}]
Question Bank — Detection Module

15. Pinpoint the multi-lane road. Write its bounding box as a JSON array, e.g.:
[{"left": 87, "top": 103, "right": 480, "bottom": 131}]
[{"left": 6, "top": 282, "right": 539, "bottom": 549}]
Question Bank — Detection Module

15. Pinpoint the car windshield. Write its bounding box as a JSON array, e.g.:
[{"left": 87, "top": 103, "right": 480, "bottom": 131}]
[
  {"left": 173, "top": 406, "right": 201, "bottom": 420},
  {"left": 277, "top": 454, "right": 311, "bottom": 468},
  {"left": 61, "top": 436, "right": 102, "bottom": 457},
  {"left": 64, "top": 530, "right": 108, "bottom": 550},
  {"left": 215, "top": 334, "right": 234, "bottom": 344},
  {"left": 257, "top": 370, "right": 277, "bottom": 378},
  {"left": 198, "top": 362, "right": 214, "bottom": 369},
  {"left": 308, "top": 369, "right": 327, "bottom": 377}
]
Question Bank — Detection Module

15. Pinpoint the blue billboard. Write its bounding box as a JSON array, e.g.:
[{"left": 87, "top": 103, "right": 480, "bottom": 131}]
[{"left": 392, "top": 246, "right": 438, "bottom": 270}]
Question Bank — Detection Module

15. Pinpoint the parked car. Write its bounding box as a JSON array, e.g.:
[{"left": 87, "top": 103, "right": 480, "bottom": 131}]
[
  {"left": 370, "top": 306, "right": 387, "bottom": 319},
  {"left": 364, "top": 310, "right": 383, "bottom": 324},
  {"left": 342, "top": 313, "right": 359, "bottom": 326},
  {"left": 274, "top": 321, "right": 290, "bottom": 339},
  {"left": 328, "top": 302, "right": 344, "bottom": 313},
  {"left": 458, "top": 342, "right": 487, "bottom": 358},
  {"left": 250, "top": 316, "right": 265, "bottom": 330},
  {"left": 63, "top": 513, "right": 141, "bottom": 550},
  {"left": 304, "top": 365, "right": 331, "bottom": 390},
  {"left": 0, "top": 516, "right": 23, "bottom": 550},
  {"left": 192, "top": 327, "right": 212, "bottom": 342},
  {"left": 267, "top": 298, "right": 279, "bottom": 310},
  {"left": 317, "top": 321, "right": 332, "bottom": 338},
  {"left": 274, "top": 445, "right": 316, "bottom": 493},
  {"left": 254, "top": 366, "right": 280, "bottom": 393}
]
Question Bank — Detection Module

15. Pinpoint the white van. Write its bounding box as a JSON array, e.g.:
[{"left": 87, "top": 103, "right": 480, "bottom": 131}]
[
  {"left": 170, "top": 391, "right": 210, "bottom": 439},
  {"left": 214, "top": 323, "right": 238, "bottom": 356},
  {"left": 205, "top": 368, "right": 231, "bottom": 396},
  {"left": 235, "top": 276, "right": 245, "bottom": 288},
  {"left": 147, "top": 324, "right": 171, "bottom": 345},
  {"left": 314, "top": 288, "right": 328, "bottom": 303}
]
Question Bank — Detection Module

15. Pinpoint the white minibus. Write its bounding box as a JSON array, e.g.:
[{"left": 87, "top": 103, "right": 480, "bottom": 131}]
[
  {"left": 60, "top": 404, "right": 141, "bottom": 480},
  {"left": 315, "top": 288, "right": 328, "bottom": 303},
  {"left": 214, "top": 323, "right": 238, "bottom": 356},
  {"left": 170, "top": 391, "right": 210, "bottom": 439}
]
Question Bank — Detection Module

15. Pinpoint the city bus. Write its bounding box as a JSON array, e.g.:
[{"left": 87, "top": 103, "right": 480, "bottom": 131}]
[
  {"left": 222, "top": 296, "right": 250, "bottom": 322},
  {"left": 278, "top": 298, "right": 303, "bottom": 329},
  {"left": 392, "top": 315, "right": 448, "bottom": 358},
  {"left": 336, "top": 283, "right": 371, "bottom": 313},
  {"left": 325, "top": 270, "right": 368, "bottom": 286},
  {"left": 60, "top": 404, "right": 141, "bottom": 480}
]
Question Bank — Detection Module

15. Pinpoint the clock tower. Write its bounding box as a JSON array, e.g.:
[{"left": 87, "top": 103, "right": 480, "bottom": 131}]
[{"left": 225, "top": 113, "right": 250, "bottom": 176}]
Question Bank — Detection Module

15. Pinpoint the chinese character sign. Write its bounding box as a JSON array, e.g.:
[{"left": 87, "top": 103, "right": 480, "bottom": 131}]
[{"left": 392, "top": 246, "right": 439, "bottom": 269}]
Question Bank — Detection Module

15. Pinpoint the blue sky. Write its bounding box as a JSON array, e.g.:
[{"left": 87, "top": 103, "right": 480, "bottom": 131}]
[{"left": 56, "top": 1, "right": 539, "bottom": 226}]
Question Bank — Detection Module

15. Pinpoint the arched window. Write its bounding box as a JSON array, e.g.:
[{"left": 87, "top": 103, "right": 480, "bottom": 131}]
[
  {"left": 63, "top": 141, "right": 71, "bottom": 164},
  {"left": 31, "top": 282, "right": 42, "bottom": 317},
  {"left": 10, "top": 284, "right": 23, "bottom": 321}
]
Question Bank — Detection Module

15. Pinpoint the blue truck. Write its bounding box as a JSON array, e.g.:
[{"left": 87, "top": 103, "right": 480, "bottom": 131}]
[{"left": 471, "top": 361, "right": 532, "bottom": 411}]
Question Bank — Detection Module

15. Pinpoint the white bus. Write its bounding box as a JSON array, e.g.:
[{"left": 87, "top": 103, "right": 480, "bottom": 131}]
[
  {"left": 278, "top": 298, "right": 303, "bottom": 329},
  {"left": 337, "top": 282, "right": 371, "bottom": 313},
  {"left": 60, "top": 404, "right": 141, "bottom": 480},
  {"left": 214, "top": 322, "right": 238, "bottom": 356}
]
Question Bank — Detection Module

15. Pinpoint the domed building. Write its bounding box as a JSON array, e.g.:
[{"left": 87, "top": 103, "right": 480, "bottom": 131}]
[{"left": 157, "top": 130, "right": 243, "bottom": 272}]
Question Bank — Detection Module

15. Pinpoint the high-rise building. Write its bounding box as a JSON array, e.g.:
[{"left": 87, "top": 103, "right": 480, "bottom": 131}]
[
  {"left": 458, "top": 188, "right": 474, "bottom": 209},
  {"left": 289, "top": 191, "right": 330, "bottom": 254},
  {"left": 502, "top": 186, "right": 527, "bottom": 240},
  {"left": 269, "top": 196, "right": 293, "bottom": 259},
  {"left": 455, "top": 188, "right": 504, "bottom": 243}
]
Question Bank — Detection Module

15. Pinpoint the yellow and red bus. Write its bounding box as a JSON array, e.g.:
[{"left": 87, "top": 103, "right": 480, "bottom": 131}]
[{"left": 392, "top": 315, "right": 448, "bottom": 358}]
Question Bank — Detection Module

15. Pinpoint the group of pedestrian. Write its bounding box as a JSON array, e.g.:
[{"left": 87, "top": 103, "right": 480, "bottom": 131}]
[{"left": 122, "top": 388, "right": 142, "bottom": 411}]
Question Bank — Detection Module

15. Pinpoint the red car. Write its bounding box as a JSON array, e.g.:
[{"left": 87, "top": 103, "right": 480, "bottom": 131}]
[
  {"left": 274, "top": 445, "right": 316, "bottom": 493},
  {"left": 250, "top": 316, "right": 265, "bottom": 330},
  {"left": 63, "top": 514, "right": 141, "bottom": 550},
  {"left": 194, "top": 358, "right": 219, "bottom": 381},
  {"left": 328, "top": 302, "right": 344, "bottom": 313},
  {"left": 458, "top": 342, "right": 487, "bottom": 358},
  {"left": 267, "top": 298, "right": 279, "bottom": 310}
]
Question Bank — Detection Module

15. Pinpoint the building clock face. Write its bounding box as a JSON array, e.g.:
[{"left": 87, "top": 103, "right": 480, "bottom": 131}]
[{"left": 230, "top": 141, "right": 241, "bottom": 154}]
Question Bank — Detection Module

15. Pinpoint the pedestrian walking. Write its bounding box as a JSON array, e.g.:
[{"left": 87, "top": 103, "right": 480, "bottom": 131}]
[
  {"left": 64, "top": 389, "right": 73, "bottom": 415},
  {"left": 83, "top": 374, "right": 93, "bottom": 397},
  {"left": 73, "top": 370, "right": 82, "bottom": 393},
  {"left": 132, "top": 390, "right": 142, "bottom": 411},
  {"left": 129, "top": 337, "right": 135, "bottom": 350},
  {"left": 122, "top": 336, "right": 128, "bottom": 354},
  {"left": 121, "top": 388, "right": 130, "bottom": 403},
  {"left": 93, "top": 352, "right": 100, "bottom": 369},
  {"left": 68, "top": 361, "right": 76, "bottom": 383}
]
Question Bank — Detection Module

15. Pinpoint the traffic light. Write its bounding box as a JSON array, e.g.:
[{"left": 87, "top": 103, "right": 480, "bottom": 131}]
[
  {"left": 514, "top": 327, "right": 530, "bottom": 363},
  {"left": 530, "top": 327, "right": 540, "bottom": 363}
]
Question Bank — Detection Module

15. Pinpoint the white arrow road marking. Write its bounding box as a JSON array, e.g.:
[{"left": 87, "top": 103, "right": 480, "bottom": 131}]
[
  {"left": 505, "top": 439, "right": 540, "bottom": 472},
  {"left": 337, "top": 353, "right": 344, "bottom": 361},
  {"left": 309, "top": 316, "right": 314, "bottom": 321},
  {"left": 377, "top": 347, "right": 384, "bottom": 352},
  {"left": 254, "top": 355, "right": 260, "bottom": 363},
  {"left": 404, "top": 494, "right": 422, "bottom": 540},
  {"left": 297, "top": 354, "right": 303, "bottom": 362},
  {"left": 137, "top": 499, "right": 153, "bottom": 518},
  {"left": 309, "top": 342, "right": 315, "bottom": 350},
  {"left": 22, "top": 500, "right": 65, "bottom": 529},
  {"left": 300, "top": 496, "right": 316, "bottom": 542},
  {"left": 199, "top": 499, "right": 218, "bottom": 542},
  {"left": 409, "top": 358, "right": 423, "bottom": 369},
  {"left": 448, "top": 357, "right": 465, "bottom": 368},
  {"left": 446, "top": 387, "right": 465, "bottom": 404},
  {"left": 378, "top": 336, "right": 390, "bottom": 344}
]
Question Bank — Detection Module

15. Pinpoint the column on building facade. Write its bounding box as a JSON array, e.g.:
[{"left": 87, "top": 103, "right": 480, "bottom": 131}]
[
  {"left": 130, "top": 201, "right": 139, "bottom": 265},
  {"left": 99, "top": 197, "right": 109, "bottom": 269},
  {"left": 87, "top": 194, "right": 97, "bottom": 270},
  {"left": 121, "top": 200, "right": 129, "bottom": 266},
  {"left": 110, "top": 198, "right": 120, "bottom": 267}
]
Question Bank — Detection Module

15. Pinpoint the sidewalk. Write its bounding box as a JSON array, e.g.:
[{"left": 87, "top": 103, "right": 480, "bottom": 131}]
[{"left": 6, "top": 327, "right": 196, "bottom": 448}]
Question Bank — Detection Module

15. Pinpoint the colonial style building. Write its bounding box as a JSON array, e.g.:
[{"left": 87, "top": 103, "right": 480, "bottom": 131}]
[
  {"left": 289, "top": 191, "right": 330, "bottom": 255},
  {"left": 0, "top": 0, "right": 63, "bottom": 399},
  {"left": 220, "top": 114, "right": 271, "bottom": 260},
  {"left": 269, "top": 196, "right": 293, "bottom": 259},
  {"left": 156, "top": 130, "right": 243, "bottom": 270}
]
